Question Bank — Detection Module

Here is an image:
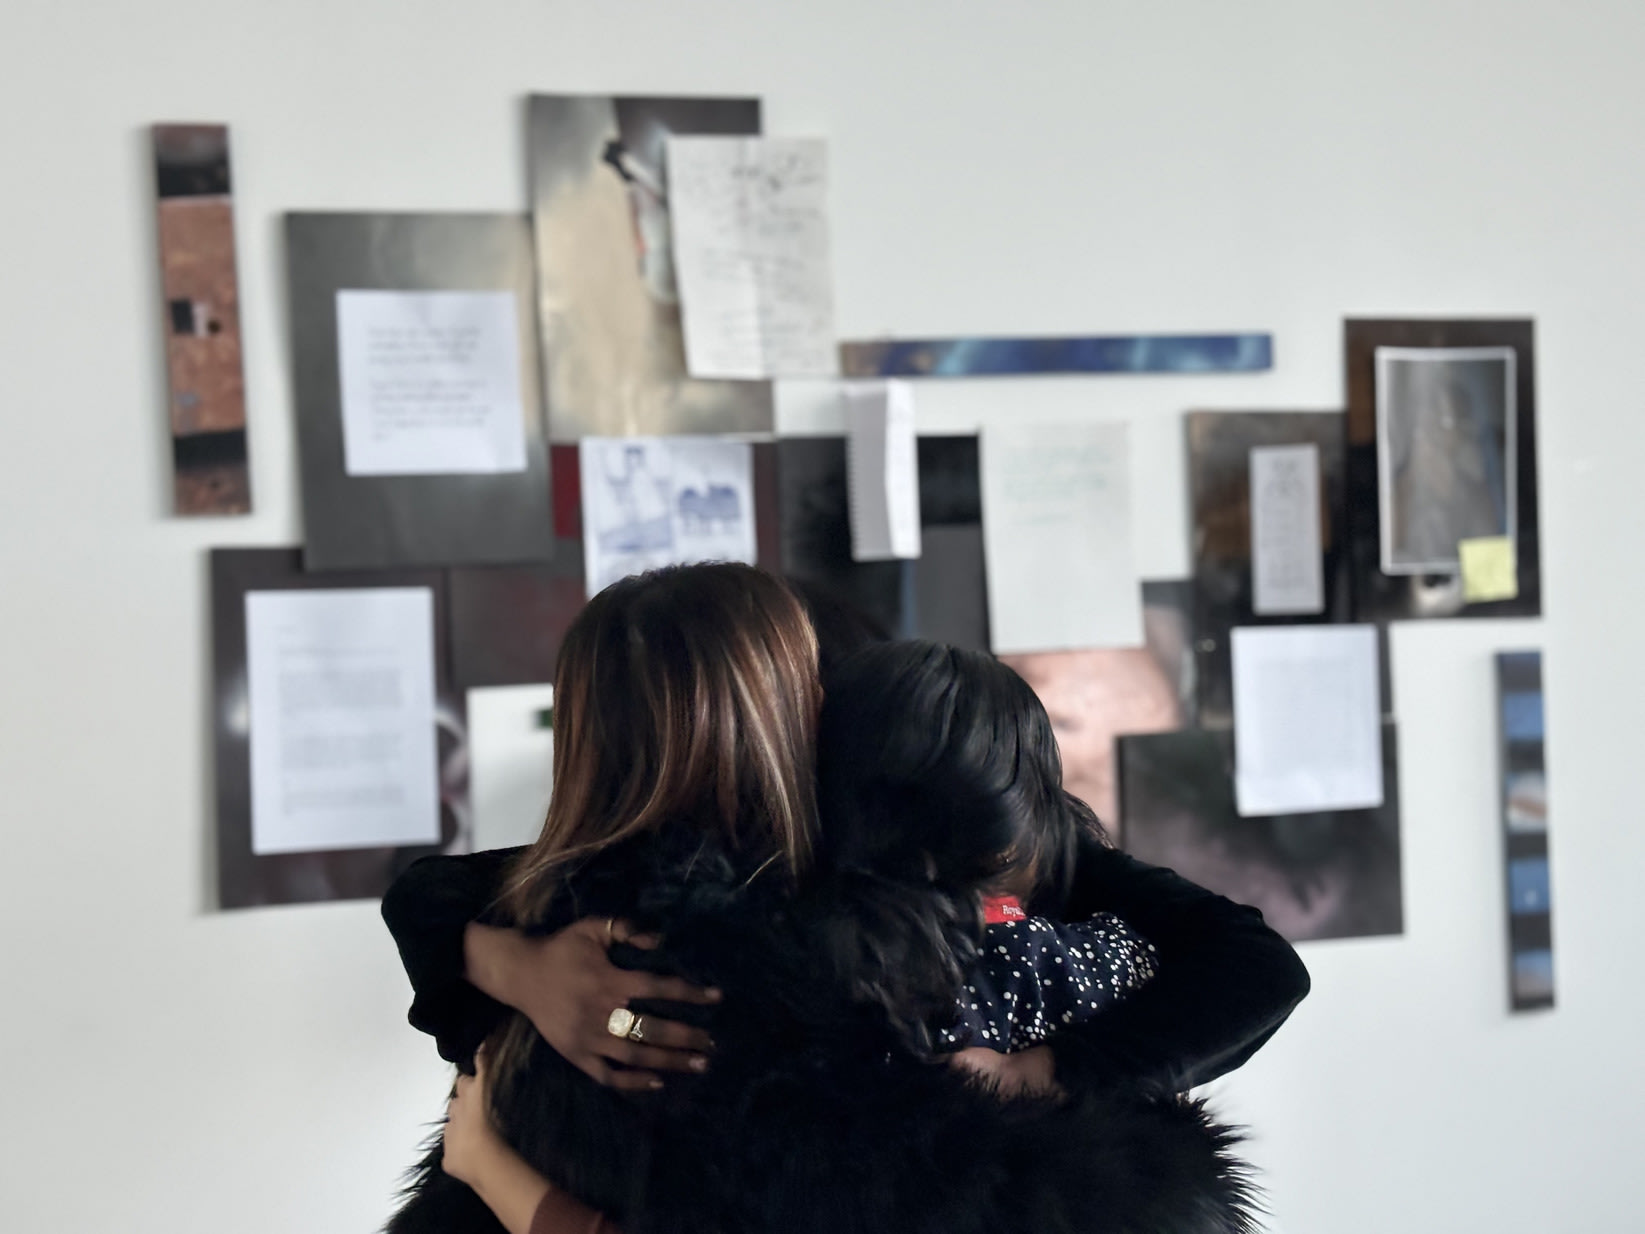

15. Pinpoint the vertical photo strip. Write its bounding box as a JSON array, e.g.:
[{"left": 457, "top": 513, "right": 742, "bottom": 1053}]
[
  {"left": 1497, "top": 650, "right": 1554, "bottom": 1011},
  {"left": 153, "top": 124, "right": 250, "bottom": 515}
]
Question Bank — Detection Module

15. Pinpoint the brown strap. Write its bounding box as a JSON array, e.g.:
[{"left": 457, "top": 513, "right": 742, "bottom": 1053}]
[{"left": 528, "top": 1186, "right": 617, "bottom": 1234}]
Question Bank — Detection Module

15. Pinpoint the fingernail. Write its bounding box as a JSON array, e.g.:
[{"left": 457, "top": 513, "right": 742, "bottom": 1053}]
[
  {"left": 689, "top": 1055, "right": 709, "bottom": 1073},
  {"left": 707, "top": 988, "right": 724, "bottom": 1003},
  {"left": 649, "top": 1077, "right": 665, "bottom": 1090}
]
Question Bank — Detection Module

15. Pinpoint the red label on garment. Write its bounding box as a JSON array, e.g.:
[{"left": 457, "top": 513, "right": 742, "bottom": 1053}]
[{"left": 983, "top": 895, "right": 1026, "bottom": 924}]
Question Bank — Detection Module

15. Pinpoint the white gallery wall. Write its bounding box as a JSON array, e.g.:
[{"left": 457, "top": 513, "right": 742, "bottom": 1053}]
[{"left": 2, "top": 1, "right": 1642, "bottom": 1229}]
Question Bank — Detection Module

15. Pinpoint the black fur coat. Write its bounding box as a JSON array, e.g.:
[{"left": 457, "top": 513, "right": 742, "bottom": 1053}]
[{"left": 386, "top": 834, "right": 1260, "bottom": 1234}]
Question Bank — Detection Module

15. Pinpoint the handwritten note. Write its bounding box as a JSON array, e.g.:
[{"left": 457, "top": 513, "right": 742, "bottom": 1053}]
[
  {"left": 847, "top": 381, "right": 921, "bottom": 561},
  {"left": 1249, "top": 443, "right": 1325, "bottom": 615},
  {"left": 336, "top": 290, "right": 528, "bottom": 476},
  {"left": 245, "top": 588, "right": 439, "bottom": 854},
  {"left": 980, "top": 422, "right": 1142, "bottom": 654},
  {"left": 666, "top": 136, "right": 837, "bottom": 379},
  {"left": 579, "top": 437, "right": 757, "bottom": 597},
  {"left": 1459, "top": 535, "right": 1518, "bottom": 602},
  {"left": 1232, "top": 625, "right": 1383, "bottom": 817}
]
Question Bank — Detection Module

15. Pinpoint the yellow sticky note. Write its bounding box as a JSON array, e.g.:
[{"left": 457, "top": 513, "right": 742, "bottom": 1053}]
[{"left": 1459, "top": 536, "right": 1517, "bottom": 603}]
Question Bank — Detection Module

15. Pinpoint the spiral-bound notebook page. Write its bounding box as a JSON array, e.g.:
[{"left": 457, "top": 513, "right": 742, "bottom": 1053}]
[{"left": 846, "top": 381, "right": 921, "bottom": 561}]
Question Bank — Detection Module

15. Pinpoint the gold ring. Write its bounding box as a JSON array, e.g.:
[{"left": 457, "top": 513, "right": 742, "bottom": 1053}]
[
  {"left": 626, "top": 1015, "right": 646, "bottom": 1043},
  {"left": 607, "top": 1007, "right": 637, "bottom": 1039},
  {"left": 605, "top": 917, "right": 616, "bottom": 946}
]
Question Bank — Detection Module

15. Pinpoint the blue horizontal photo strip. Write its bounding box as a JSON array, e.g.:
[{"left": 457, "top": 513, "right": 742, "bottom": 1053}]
[{"left": 838, "top": 333, "right": 1274, "bottom": 378}]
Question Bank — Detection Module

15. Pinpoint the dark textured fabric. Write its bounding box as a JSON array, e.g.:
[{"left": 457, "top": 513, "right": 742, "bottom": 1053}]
[
  {"left": 381, "top": 835, "right": 1310, "bottom": 1094},
  {"left": 383, "top": 846, "right": 518, "bottom": 1066},
  {"left": 385, "top": 834, "right": 1262, "bottom": 1234},
  {"left": 1039, "top": 833, "right": 1311, "bottom": 1096}
]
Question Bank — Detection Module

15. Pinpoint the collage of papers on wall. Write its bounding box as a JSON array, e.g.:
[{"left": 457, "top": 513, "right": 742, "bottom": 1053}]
[{"left": 161, "top": 101, "right": 1550, "bottom": 1011}]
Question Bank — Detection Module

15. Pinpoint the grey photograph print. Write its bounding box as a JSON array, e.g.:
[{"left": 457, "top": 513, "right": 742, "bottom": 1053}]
[{"left": 1375, "top": 346, "right": 1515, "bottom": 575}]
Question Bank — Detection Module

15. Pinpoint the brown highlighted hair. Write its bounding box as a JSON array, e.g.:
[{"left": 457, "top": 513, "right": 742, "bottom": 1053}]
[{"left": 501, "top": 562, "right": 823, "bottom": 926}]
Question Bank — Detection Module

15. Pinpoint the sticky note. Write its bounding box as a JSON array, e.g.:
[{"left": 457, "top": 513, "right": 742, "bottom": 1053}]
[{"left": 1459, "top": 536, "right": 1518, "bottom": 603}]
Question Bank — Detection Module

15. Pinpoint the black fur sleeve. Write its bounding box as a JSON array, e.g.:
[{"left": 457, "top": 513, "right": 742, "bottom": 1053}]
[
  {"left": 1043, "top": 833, "right": 1311, "bottom": 1095},
  {"left": 380, "top": 848, "right": 522, "bottom": 1066}
]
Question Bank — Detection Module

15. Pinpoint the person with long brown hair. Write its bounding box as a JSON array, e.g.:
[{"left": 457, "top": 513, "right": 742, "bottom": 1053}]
[{"left": 385, "top": 562, "right": 1302, "bottom": 1234}]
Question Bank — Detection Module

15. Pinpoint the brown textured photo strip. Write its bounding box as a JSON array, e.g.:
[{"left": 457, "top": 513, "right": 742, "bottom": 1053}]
[{"left": 153, "top": 124, "right": 251, "bottom": 515}]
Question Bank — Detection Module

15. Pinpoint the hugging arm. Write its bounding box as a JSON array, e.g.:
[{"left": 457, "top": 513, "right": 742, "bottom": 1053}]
[
  {"left": 1041, "top": 832, "right": 1312, "bottom": 1095},
  {"left": 382, "top": 848, "right": 522, "bottom": 1066},
  {"left": 443, "top": 1054, "right": 617, "bottom": 1234},
  {"left": 381, "top": 852, "right": 717, "bottom": 1084}
]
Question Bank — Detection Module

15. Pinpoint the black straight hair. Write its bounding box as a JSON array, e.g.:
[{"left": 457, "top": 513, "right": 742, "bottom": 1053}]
[{"left": 814, "top": 640, "right": 1084, "bottom": 915}]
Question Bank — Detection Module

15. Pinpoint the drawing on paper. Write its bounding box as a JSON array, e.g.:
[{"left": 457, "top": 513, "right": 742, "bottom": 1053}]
[{"left": 579, "top": 437, "right": 757, "bottom": 595}]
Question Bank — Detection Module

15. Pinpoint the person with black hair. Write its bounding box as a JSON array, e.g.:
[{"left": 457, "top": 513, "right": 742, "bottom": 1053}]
[{"left": 383, "top": 573, "right": 1308, "bottom": 1234}]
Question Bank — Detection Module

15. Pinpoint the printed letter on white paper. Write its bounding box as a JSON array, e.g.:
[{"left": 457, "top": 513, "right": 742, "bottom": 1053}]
[
  {"left": 246, "top": 588, "right": 439, "bottom": 855},
  {"left": 1249, "top": 442, "right": 1325, "bottom": 616},
  {"left": 336, "top": 290, "right": 528, "bottom": 476}
]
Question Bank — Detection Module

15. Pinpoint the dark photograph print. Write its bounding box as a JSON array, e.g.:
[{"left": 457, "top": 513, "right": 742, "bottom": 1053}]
[
  {"left": 210, "top": 548, "right": 471, "bottom": 910},
  {"left": 284, "top": 211, "right": 556, "bottom": 572},
  {"left": 1185, "top": 411, "right": 1348, "bottom": 727},
  {"left": 778, "top": 433, "right": 990, "bottom": 652},
  {"left": 528, "top": 94, "right": 774, "bottom": 440},
  {"left": 1118, "top": 726, "right": 1404, "bottom": 943},
  {"left": 1376, "top": 347, "right": 1515, "bottom": 574},
  {"left": 1344, "top": 319, "right": 1540, "bottom": 621}
]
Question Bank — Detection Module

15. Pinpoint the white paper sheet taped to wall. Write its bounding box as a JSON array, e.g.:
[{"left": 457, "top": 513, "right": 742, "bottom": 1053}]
[
  {"left": 980, "top": 421, "right": 1143, "bottom": 654},
  {"left": 666, "top": 135, "right": 837, "bottom": 379},
  {"left": 1231, "top": 624, "right": 1384, "bottom": 817},
  {"left": 579, "top": 436, "right": 757, "bottom": 597},
  {"left": 245, "top": 587, "right": 440, "bottom": 854},
  {"left": 846, "top": 381, "right": 921, "bottom": 561},
  {"left": 335, "top": 289, "right": 529, "bottom": 476},
  {"left": 1249, "top": 442, "right": 1325, "bottom": 616},
  {"left": 467, "top": 684, "right": 555, "bottom": 853}
]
